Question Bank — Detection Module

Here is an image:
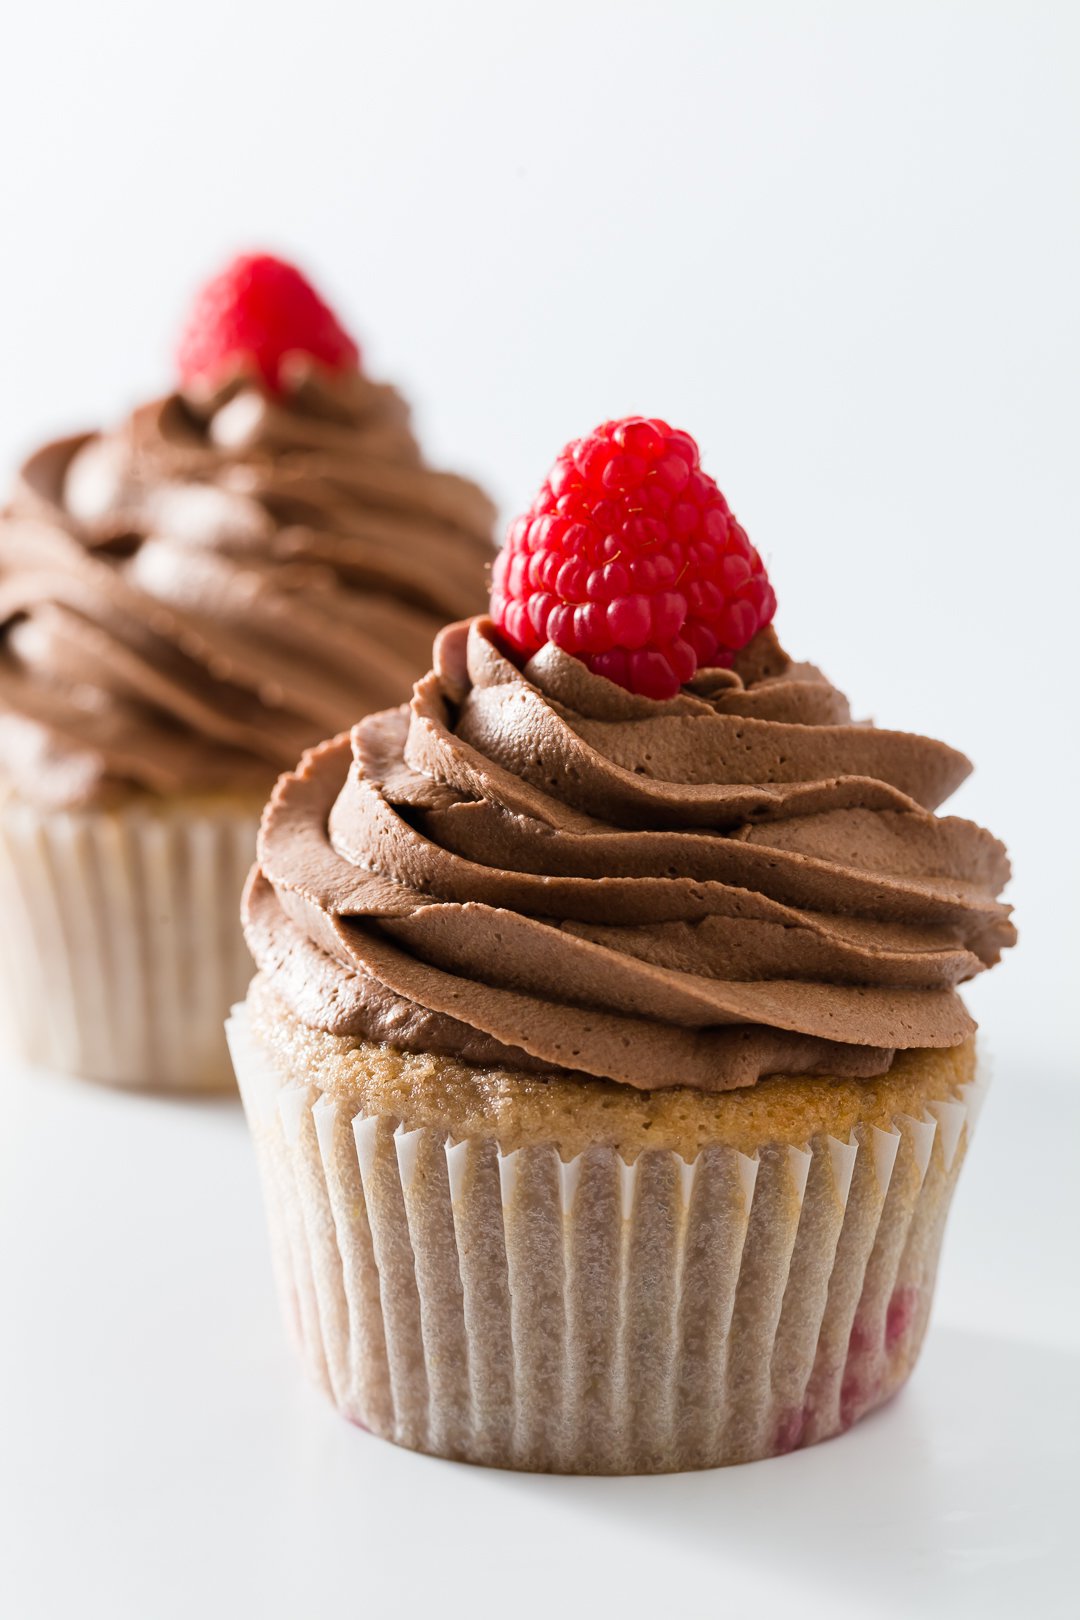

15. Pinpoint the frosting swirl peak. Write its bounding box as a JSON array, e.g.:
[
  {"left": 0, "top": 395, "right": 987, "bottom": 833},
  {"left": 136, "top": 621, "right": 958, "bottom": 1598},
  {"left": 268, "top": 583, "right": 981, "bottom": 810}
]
[{"left": 245, "top": 615, "right": 1015, "bottom": 1092}]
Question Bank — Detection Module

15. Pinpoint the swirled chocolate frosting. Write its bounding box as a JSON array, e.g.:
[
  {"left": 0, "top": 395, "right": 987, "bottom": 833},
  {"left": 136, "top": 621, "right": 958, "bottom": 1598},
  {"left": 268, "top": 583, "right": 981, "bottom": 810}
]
[
  {"left": 0, "top": 363, "right": 495, "bottom": 808},
  {"left": 244, "top": 615, "right": 1015, "bottom": 1092}
]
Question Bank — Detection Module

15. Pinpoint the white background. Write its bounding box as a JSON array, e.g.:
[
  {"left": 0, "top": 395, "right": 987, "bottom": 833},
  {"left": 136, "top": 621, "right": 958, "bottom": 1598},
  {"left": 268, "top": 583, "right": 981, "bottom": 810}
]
[{"left": 1, "top": 3, "right": 1077, "bottom": 1617}]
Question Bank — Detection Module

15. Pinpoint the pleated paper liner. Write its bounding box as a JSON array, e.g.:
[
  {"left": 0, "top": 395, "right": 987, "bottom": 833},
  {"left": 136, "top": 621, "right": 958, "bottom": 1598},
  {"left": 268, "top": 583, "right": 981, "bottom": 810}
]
[
  {"left": 0, "top": 799, "right": 260, "bottom": 1090},
  {"left": 228, "top": 1001, "right": 985, "bottom": 1473}
]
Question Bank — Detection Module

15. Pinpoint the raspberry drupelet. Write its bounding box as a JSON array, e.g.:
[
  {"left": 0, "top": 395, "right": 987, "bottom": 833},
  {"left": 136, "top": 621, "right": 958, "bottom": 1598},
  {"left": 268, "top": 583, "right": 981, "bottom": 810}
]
[
  {"left": 176, "top": 251, "right": 360, "bottom": 395},
  {"left": 490, "top": 417, "right": 776, "bottom": 700}
]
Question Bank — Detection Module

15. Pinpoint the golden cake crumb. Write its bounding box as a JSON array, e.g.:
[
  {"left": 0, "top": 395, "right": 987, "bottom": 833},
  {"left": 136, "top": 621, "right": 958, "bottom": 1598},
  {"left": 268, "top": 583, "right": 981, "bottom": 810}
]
[{"left": 247, "top": 974, "right": 976, "bottom": 1160}]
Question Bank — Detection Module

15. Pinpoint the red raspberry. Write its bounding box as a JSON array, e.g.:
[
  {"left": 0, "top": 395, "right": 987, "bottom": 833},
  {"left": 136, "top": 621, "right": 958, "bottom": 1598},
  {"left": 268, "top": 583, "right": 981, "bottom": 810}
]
[
  {"left": 176, "top": 252, "right": 360, "bottom": 395},
  {"left": 490, "top": 417, "right": 776, "bottom": 700}
]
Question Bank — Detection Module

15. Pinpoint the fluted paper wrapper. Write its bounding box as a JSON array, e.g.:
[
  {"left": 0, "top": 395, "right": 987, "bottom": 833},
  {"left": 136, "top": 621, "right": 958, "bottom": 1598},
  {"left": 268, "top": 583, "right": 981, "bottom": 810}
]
[
  {"left": 0, "top": 800, "right": 259, "bottom": 1090},
  {"left": 228, "top": 1002, "right": 985, "bottom": 1473}
]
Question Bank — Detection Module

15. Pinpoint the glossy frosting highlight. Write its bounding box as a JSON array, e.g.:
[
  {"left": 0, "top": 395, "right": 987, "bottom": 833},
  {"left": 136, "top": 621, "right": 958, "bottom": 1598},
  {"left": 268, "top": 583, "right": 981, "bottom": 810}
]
[
  {"left": 0, "top": 364, "right": 495, "bottom": 808},
  {"left": 244, "top": 616, "right": 1015, "bottom": 1092}
]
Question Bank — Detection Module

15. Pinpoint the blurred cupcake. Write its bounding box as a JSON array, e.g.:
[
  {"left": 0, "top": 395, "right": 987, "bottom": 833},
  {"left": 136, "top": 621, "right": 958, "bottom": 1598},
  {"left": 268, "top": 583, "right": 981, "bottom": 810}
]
[
  {"left": 0, "top": 252, "right": 495, "bottom": 1089},
  {"left": 229, "top": 416, "right": 1014, "bottom": 1472}
]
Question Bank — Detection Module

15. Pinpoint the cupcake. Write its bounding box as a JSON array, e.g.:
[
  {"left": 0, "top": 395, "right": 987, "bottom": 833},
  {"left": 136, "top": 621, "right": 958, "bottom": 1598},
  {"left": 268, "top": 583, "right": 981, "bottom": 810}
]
[
  {"left": 0, "top": 253, "right": 495, "bottom": 1089},
  {"left": 229, "top": 416, "right": 1014, "bottom": 1472}
]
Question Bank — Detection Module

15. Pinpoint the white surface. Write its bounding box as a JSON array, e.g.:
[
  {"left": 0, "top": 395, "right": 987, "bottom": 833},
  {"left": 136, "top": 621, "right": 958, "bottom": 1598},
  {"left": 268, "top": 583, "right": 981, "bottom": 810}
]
[
  {"left": 1, "top": 4, "right": 1078, "bottom": 1617},
  {"left": 1, "top": 1054, "right": 1077, "bottom": 1620}
]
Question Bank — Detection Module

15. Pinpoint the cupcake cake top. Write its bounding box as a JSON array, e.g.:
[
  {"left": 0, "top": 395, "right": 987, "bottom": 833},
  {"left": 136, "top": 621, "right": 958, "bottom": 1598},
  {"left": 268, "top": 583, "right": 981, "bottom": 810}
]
[
  {"left": 0, "top": 252, "right": 496, "bottom": 809},
  {"left": 244, "top": 417, "right": 1015, "bottom": 1091}
]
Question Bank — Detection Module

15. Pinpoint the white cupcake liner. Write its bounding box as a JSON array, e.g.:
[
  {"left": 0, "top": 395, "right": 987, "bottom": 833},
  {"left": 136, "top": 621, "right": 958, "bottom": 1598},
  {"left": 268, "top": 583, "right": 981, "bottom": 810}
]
[
  {"left": 228, "top": 1000, "right": 985, "bottom": 1473},
  {"left": 0, "top": 800, "right": 259, "bottom": 1090}
]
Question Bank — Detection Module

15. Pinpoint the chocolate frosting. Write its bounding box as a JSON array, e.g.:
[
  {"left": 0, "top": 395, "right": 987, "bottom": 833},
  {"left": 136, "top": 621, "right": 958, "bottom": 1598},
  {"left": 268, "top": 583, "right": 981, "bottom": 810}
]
[
  {"left": 244, "top": 616, "right": 1015, "bottom": 1092},
  {"left": 0, "top": 363, "right": 495, "bottom": 808}
]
